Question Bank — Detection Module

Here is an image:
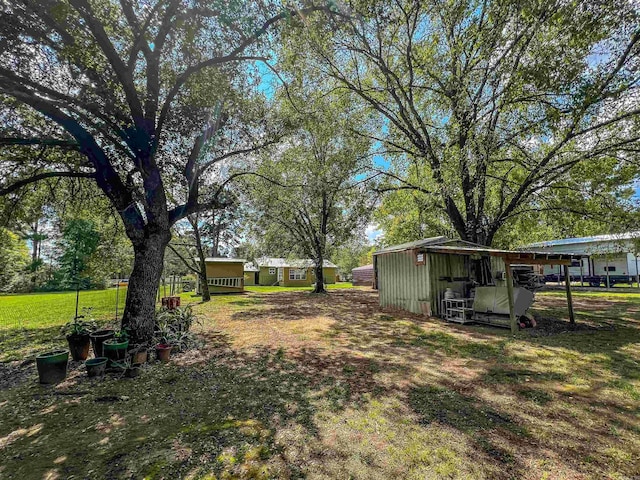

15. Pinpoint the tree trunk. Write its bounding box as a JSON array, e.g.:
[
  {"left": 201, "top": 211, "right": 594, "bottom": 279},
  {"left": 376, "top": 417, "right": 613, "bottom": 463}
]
[
  {"left": 121, "top": 231, "right": 170, "bottom": 345},
  {"left": 30, "top": 220, "right": 39, "bottom": 290},
  {"left": 313, "top": 260, "right": 326, "bottom": 294},
  {"left": 190, "top": 216, "right": 211, "bottom": 302},
  {"left": 197, "top": 255, "right": 211, "bottom": 302}
]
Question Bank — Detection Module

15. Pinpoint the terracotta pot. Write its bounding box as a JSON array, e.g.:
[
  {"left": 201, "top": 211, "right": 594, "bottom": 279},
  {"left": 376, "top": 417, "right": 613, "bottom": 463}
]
[
  {"left": 155, "top": 344, "right": 172, "bottom": 363},
  {"left": 161, "top": 296, "right": 181, "bottom": 310},
  {"left": 36, "top": 350, "right": 69, "bottom": 384},
  {"left": 66, "top": 334, "right": 91, "bottom": 361},
  {"left": 131, "top": 349, "right": 148, "bottom": 364}
]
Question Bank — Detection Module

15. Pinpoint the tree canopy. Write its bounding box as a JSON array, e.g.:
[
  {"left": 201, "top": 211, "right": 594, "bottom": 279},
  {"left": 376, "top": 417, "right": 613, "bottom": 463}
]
[
  {"left": 0, "top": 0, "right": 339, "bottom": 341},
  {"left": 297, "top": 0, "right": 640, "bottom": 246}
]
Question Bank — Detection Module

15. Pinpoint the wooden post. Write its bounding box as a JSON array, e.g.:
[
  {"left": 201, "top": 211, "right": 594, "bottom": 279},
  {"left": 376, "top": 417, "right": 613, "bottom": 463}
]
[
  {"left": 505, "top": 263, "right": 518, "bottom": 334},
  {"left": 580, "top": 260, "right": 584, "bottom": 287},
  {"left": 563, "top": 265, "right": 575, "bottom": 324},
  {"left": 557, "top": 264, "right": 561, "bottom": 285}
]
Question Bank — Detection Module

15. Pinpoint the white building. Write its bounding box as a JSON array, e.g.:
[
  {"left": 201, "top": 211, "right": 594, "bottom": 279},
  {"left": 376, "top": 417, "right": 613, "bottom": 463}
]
[{"left": 524, "top": 232, "right": 640, "bottom": 286}]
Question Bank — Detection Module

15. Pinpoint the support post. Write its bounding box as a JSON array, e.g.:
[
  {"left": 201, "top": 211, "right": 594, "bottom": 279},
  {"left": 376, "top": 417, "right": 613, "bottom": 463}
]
[
  {"left": 635, "top": 255, "right": 639, "bottom": 290},
  {"left": 563, "top": 265, "right": 575, "bottom": 324},
  {"left": 580, "top": 261, "right": 584, "bottom": 287},
  {"left": 505, "top": 263, "right": 518, "bottom": 334},
  {"left": 605, "top": 257, "right": 610, "bottom": 290}
]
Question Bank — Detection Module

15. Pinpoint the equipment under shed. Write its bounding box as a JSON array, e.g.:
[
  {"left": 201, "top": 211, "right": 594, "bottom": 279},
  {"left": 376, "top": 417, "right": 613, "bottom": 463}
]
[{"left": 373, "top": 237, "right": 584, "bottom": 332}]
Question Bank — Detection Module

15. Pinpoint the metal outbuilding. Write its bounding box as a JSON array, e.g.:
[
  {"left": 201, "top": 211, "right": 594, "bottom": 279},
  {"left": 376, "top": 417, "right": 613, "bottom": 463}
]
[
  {"left": 352, "top": 264, "right": 375, "bottom": 287},
  {"left": 373, "top": 237, "right": 584, "bottom": 332}
]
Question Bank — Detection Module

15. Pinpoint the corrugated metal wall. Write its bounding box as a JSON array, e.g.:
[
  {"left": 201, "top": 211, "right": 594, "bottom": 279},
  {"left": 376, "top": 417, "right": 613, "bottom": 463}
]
[
  {"left": 491, "top": 256, "right": 507, "bottom": 287},
  {"left": 377, "top": 250, "right": 473, "bottom": 316},
  {"left": 377, "top": 250, "right": 431, "bottom": 314}
]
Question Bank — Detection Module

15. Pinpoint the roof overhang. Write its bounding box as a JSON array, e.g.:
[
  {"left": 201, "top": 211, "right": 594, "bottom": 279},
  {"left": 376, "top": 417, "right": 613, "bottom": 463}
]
[
  {"left": 419, "top": 245, "right": 585, "bottom": 265},
  {"left": 204, "top": 258, "right": 247, "bottom": 263}
]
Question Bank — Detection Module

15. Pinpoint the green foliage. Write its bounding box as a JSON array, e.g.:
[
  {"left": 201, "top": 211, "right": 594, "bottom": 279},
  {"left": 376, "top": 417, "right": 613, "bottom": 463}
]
[
  {"left": 154, "top": 306, "right": 201, "bottom": 351},
  {"left": 297, "top": 0, "right": 640, "bottom": 245},
  {"left": 332, "top": 241, "right": 373, "bottom": 277},
  {"left": 59, "top": 307, "right": 97, "bottom": 337},
  {"left": 46, "top": 219, "right": 100, "bottom": 290},
  {"left": 0, "top": 228, "right": 29, "bottom": 292},
  {"left": 244, "top": 71, "right": 374, "bottom": 271}
]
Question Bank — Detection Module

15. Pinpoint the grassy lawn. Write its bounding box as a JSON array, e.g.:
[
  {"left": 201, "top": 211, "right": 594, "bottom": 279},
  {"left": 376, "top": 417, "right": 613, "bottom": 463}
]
[
  {"left": 0, "top": 288, "right": 639, "bottom": 479},
  {"left": 0, "top": 284, "right": 354, "bottom": 362}
]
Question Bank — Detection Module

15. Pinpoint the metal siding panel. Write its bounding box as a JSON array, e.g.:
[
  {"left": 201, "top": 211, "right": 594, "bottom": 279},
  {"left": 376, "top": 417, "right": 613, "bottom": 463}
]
[
  {"left": 491, "top": 256, "right": 506, "bottom": 286},
  {"left": 377, "top": 250, "right": 427, "bottom": 315}
]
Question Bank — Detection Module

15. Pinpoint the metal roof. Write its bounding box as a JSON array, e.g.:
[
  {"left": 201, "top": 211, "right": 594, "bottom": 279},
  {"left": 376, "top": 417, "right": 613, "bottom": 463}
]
[
  {"left": 204, "top": 257, "right": 246, "bottom": 263},
  {"left": 373, "top": 236, "right": 480, "bottom": 255},
  {"left": 422, "top": 244, "right": 584, "bottom": 263},
  {"left": 525, "top": 231, "right": 640, "bottom": 248},
  {"left": 243, "top": 263, "right": 260, "bottom": 272},
  {"left": 256, "top": 257, "right": 338, "bottom": 268},
  {"left": 374, "top": 237, "right": 584, "bottom": 264},
  {"left": 352, "top": 264, "right": 374, "bottom": 271}
]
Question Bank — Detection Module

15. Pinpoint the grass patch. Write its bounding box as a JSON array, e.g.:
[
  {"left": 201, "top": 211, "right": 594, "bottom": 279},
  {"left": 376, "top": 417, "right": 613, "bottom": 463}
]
[{"left": 0, "top": 289, "right": 639, "bottom": 479}]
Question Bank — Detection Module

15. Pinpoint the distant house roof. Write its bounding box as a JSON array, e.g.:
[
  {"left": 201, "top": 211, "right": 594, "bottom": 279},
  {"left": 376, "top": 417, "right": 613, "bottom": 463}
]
[
  {"left": 243, "top": 263, "right": 260, "bottom": 272},
  {"left": 256, "top": 257, "right": 338, "bottom": 268},
  {"left": 204, "top": 257, "right": 246, "bottom": 263},
  {"left": 524, "top": 231, "right": 640, "bottom": 248},
  {"left": 352, "top": 264, "right": 373, "bottom": 271}
]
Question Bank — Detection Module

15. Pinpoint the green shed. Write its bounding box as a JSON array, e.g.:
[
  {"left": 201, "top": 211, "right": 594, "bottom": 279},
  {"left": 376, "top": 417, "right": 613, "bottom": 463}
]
[{"left": 373, "top": 237, "right": 582, "bottom": 332}]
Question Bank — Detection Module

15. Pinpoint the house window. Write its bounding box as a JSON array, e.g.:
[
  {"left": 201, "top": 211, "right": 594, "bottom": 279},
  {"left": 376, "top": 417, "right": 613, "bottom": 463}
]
[
  {"left": 269, "top": 267, "right": 276, "bottom": 275},
  {"left": 605, "top": 266, "right": 616, "bottom": 272},
  {"left": 289, "top": 268, "right": 307, "bottom": 280},
  {"left": 415, "top": 252, "right": 426, "bottom": 265}
]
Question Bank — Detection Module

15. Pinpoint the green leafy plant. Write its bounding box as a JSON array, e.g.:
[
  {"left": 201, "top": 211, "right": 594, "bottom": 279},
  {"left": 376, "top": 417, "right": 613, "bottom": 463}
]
[
  {"left": 112, "top": 329, "right": 129, "bottom": 342},
  {"left": 157, "top": 305, "right": 197, "bottom": 333},
  {"left": 60, "top": 308, "right": 97, "bottom": 337},
  {"left": 153, "top": 306, "right": 201, "bottom": 350}
]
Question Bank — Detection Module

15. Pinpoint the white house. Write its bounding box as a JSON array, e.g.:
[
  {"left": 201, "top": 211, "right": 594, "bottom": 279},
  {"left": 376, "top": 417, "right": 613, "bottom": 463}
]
[{"left": 524, "top": 232, "right": 640, "bottom": 286}]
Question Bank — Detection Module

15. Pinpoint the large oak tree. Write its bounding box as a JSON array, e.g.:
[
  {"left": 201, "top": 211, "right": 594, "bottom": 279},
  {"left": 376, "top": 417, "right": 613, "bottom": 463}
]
[
  {"left": 301, "top": 0, "right": 640, "bottom": 246},
  {"left": 0, "top": 0, "right": 333, "bottom": 342}
]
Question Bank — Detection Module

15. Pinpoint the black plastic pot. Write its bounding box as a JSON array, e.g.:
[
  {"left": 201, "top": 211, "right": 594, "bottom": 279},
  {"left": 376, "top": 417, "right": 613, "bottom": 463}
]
[
  {"left": 36, "top": 350, "right": 69, "bottom": 384},
  {"left": 85, "top": 357, "right": 108, "bottom": 378},
  {"left": 67, "top": 333, "right": 91, "bottom": 361},
  {"left": 90, "top": 329, "right": 115, "bottom": 357},
  {"left": 103, "top": 338, "right": 129, "bottom": 366}
]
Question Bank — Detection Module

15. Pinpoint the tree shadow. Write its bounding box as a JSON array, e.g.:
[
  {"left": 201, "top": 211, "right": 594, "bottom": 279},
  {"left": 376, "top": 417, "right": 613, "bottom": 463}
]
[{"left": 409, "top": 384, "right": 528, "bottom": 478}]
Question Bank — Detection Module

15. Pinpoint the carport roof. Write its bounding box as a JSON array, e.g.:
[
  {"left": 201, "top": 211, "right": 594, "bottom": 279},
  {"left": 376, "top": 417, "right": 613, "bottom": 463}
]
[{"left": 374, "top": 237, "right": 585, "bottom": 265}]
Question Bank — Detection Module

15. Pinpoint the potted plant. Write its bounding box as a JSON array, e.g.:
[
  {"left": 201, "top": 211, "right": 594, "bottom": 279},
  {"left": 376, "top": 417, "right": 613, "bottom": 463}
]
[
  {"left": 128, "top": 344, "right": 149, "bottom": 365},
  {"left": 103, "top": 330, "right": 129, "bottom": 366},
  {"left": 154, "top": 318, "right": 174, "bottom": 363},
  {"left": 36, "top": 349, "right": 69, "bottom": 384},
  {"left": 60, "top": 314, "right": 96, "bottom": 361},
  {"left": 85, "top": 357, "right": 108, "bottom": 378},
  {"left": 125, "top": 359, "right": 143, "bottom": 378},
  {"left": 155, "top": 342, "right": 173, "bottom": 363},
  {"left": 90, "top": 328, "right": 115, "bottom": 358}
]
